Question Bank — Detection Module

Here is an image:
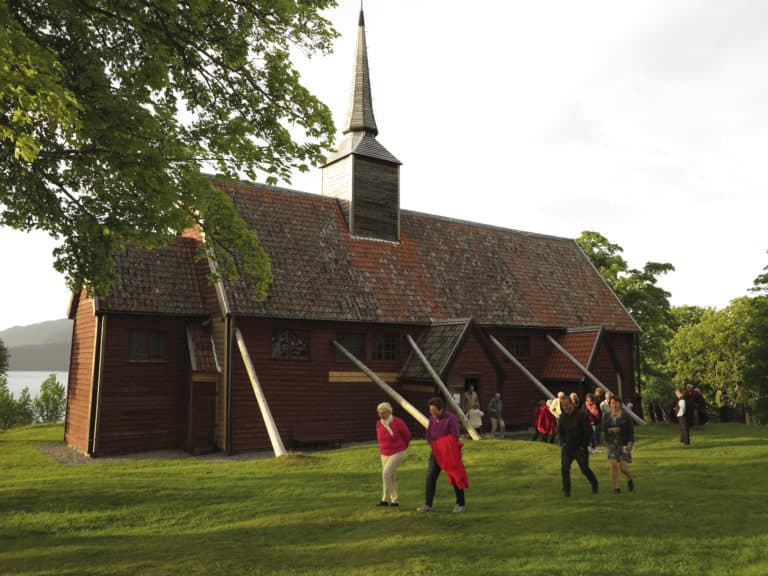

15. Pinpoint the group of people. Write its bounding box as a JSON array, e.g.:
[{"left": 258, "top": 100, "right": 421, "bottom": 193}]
[
  {"left": 373, "top": 388, "right": 638, "bottom": 513},
  {"left": 532, "top": 389, "right": 621, "bottom": 453},
  {"left": 553, "top": 392, "right": 635, "bottom": 496},
  {"left": 462, "top": 385, "right": 506, "bottom": 438}
]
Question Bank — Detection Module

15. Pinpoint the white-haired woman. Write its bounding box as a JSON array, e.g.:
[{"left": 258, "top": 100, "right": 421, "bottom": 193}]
[{"left": 375, "top": 402, "right": 411, "bottom": 507}]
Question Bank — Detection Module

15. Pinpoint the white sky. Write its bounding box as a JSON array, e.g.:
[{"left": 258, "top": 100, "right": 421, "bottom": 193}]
[{"left": 2, "top": 0, "right": 767, "bottom": 332}]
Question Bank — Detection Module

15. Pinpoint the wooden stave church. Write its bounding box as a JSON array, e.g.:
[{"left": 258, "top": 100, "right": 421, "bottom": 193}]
[{"left": 64, "top": 9, "right": 640, "bottom": 457}]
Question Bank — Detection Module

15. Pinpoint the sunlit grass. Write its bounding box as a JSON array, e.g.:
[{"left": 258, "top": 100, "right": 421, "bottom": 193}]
[{"left": 2, "top": 423, "right": 767, "bottom": 575}]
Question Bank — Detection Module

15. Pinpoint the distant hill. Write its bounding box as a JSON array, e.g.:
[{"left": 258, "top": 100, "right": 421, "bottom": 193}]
[{"left": 0, "top": 319, "right": 73, "bottom": 371}]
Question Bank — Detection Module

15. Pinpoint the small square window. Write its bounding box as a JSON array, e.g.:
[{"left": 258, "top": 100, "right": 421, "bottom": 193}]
[
  {"left": 129, "top": 330, "right": 167, "bottom": 362},
  {"left": 272, "top": 329, "right": 309, "bottom": 359},
  {"left": 504, "top": 336, "right": 530, "bottom": 359},
  {"left": 372, "top": 334, "right": 399, "bottom": 361},
  {"left": 336, "top": 333, "right": 365, "bottom": 360}
]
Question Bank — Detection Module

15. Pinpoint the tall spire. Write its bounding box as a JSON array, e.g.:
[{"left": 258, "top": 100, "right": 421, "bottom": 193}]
[
  {"left": 344, "top": 6, "right": 378, "bottom": 136},
  {"left": 321, "top": 5, "right": 401, "bottom": 242}
]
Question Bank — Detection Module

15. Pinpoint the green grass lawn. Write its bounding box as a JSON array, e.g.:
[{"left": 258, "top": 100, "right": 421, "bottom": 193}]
[{"left": 1, "top": 423, "right": 767, "bottom": 576}]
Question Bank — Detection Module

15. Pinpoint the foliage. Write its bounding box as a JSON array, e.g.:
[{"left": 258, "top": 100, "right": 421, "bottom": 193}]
[
  {"left": 2, "top": 424, "right": 768, "bottom": 575},
  {"left": 670, "top": 304, "right": 707, "bottom": 331},
  {"left": 668, "top": 296, "right": 768, "bottom": 423},
  {"left": 33, "top": 373, "right": 66, "bottom": 423},
  {"left": 0, "top": 374, "right": 65, "bottom": 428},
  {"left": 1, "top": 0, "right": 340, "bottom": 298},
  {"left": 576, "top": 231, "right": 675, "bottom": 403},
  {"left": 751, "top": 249, "right": 768, "bottom": 295},
  {"left": 740, "top": 296, "right": 768, "bottom": 423},
  {"left": 0, "top": 378, "right": 33, "bottom": 428},
  {"left": 0, "top": 337, "right": 8, "bottom": 375},
  {"left": 0, "top": 376, "right": 13, "bottom": 428}
]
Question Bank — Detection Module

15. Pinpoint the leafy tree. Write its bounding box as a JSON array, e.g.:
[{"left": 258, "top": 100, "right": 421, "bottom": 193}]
[
  {"left": 668, "top": 296, "right": 768, "bottom": 423},
  {"left": 670, "top": 305, "right": 707, "bottom": 332},
  {"left": 2, "top": 0, "right": 339, "bottom": 298},
  {"left": 33, "top": 373, "right": 67, "bottom": 423},
  {"left": 0, "top": 378, "right": 33, "bottom": 429},
  {"left": 15, "top": 386, "right": 34, "bottom": 425},
  {"left": 0, "top": 376, "right": 15, "bottom": 428},
  {"left": 751, "top": 249, "right": 768, "bottom": 295},
  {"left": 576, "top": 231, "right": 675, "bottom": 409},
  {"left": 741, "top": 296, "right": 768, "bottom": 423},
  {"left": 575, "top": 231, "right": 628, "bottom": 286},
  {"left": 0, "top": 337, "right": 8, "bottom": 375}
]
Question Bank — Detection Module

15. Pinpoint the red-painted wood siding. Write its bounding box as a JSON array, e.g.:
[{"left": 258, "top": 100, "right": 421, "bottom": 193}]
[
  {"left": 487, "top": 329, "right": 635, "bottom": 428},
  {"left": 229, "top": 319, "right": 422, "bottom": 452},
  {"left": 445, "top": 332, "right": 501, "bottom": 427},
  {"left": 93, "top": 316, "right": 190, "bottom": 455},
  {"left": 591, "top": 333, "right": 635, "bottom": 401},
  {"left": 65, "top": 292, "right": 96, "bottom": 452},
  {"left": 489, "top": 329, "right": 557, "bottom": 427}
]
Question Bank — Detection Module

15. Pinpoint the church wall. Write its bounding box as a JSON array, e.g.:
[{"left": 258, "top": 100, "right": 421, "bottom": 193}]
[
  {"left": 91, "top": 315, "right": 192, "bottom": 455},
  {"left": 228, "top": 317, "right": 425, "bottom": 453},
  {"left": 64, "top": 292, "right": 97, "bottom": 452}
]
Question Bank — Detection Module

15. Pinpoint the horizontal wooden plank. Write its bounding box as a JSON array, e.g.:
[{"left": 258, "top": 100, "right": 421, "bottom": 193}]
[{"left": 327, "top": 371, "right": 398, "bottom": 383}]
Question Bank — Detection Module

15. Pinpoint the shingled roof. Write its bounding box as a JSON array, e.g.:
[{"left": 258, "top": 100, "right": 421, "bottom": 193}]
[
  {"left": 217, "top": 180, "right": 639, "bottom": 333},
  {"left": 541, "top": 328, "right": 602, "bottom": 381},
  {"left": 399, "top": 319, "right": 472, "bottom": 380},
  {"left": 97, "top": 236, "right": 207, "bottom": 316}
]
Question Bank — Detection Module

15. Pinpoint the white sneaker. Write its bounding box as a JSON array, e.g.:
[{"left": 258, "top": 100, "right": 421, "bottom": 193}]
[
  {"left": 452, "top": 505, "right": 465, "bottom": 513},
  {"left": 416, "top": 505, "right": 431, "bottom": 513}
]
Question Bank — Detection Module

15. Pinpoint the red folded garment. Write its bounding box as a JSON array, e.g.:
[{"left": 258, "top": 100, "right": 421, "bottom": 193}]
[{"left": 431, "top": 434, "right": 470, "bottom": 489}]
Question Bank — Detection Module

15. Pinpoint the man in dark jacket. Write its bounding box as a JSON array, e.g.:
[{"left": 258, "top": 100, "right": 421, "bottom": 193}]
[{"left": 558, "top": 397, "right": 599, "bottom": 497}]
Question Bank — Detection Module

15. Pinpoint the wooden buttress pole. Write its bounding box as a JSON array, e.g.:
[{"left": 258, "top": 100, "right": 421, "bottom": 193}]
[
  {"left": 331, "top": 340, "right": 429, "bottom": 429},
  {"left": 235, "top": 328, "right": 288, "bottom": 456},
  {"left": 405, "top": 335, "right": 481, "bottom": 440}
]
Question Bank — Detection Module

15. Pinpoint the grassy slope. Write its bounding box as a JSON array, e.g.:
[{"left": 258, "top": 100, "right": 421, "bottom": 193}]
[{"left": 1, "top": 423, "right": 766, "bottom": 576}]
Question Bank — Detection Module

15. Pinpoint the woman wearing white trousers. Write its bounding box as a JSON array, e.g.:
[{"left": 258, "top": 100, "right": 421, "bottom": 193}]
[{"left": 375, "top": 402, "right": 412, "bottom": 507}]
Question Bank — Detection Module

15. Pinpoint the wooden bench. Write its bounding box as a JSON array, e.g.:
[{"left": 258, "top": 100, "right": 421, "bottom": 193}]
[{"left": 291, "top": 422, "right": 345, "bottom": 450}]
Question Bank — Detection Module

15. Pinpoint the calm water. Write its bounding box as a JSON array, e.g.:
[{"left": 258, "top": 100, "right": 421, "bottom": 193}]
[{"left": 5, "top": 371, "right": 69, "bottom": 398}]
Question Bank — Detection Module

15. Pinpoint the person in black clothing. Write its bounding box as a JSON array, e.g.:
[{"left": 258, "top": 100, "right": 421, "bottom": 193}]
[{"left": 558, "top": 397, "right": 599, "bottom": 497}]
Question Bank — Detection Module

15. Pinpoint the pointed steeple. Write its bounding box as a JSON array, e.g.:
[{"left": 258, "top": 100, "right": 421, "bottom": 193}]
[
  {"left": 321, "top": 6, "right": 401, "bottom": 242},
  {"left": 345, "top": 8, "right": 378, "bottom": 136}
]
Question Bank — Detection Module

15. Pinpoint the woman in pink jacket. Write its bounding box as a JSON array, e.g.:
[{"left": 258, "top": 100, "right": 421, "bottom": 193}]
[{"left": 375, "top": 402, "right": 411, "bottom": 507}]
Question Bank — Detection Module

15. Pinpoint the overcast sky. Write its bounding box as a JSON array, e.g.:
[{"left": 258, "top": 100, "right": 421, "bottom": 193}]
[{"left": 2, "top": 0, "right": 767, "bottom": 332}]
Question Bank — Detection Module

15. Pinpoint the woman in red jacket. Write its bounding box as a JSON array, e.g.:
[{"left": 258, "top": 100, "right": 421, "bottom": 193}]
[{"left": 375, "top": 402, "right": 411, "bottom": 507}]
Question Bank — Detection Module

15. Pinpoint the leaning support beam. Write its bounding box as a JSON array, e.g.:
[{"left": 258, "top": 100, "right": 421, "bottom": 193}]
[
  {"left": 546, "top": 335, "right": 645, "bottom": 426},
  {"left": 406, "top": 335, "right": 481, "bottom": 441},
  {"left": 235, "top": 328, "right": 288, "bottom": 456},
  {"left": 489, "top": 335, "right": 555, "bottom": 400},
  {"left": 331, "top": 340, "right": 429, "bottom": 429}
]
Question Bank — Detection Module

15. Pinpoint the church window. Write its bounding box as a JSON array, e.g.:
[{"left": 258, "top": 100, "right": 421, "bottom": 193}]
[
  {"left": 129, "top": 330, "right": 167, "bottom": 362},
  {"left": 336, "top": 333, "right": 365, "bottom": 360},
  {"left": 272, "top": 329, "right": 309, "bottom": 359},
  {"left": 372, "top": 334, "right": 399, "bottom": 361}
]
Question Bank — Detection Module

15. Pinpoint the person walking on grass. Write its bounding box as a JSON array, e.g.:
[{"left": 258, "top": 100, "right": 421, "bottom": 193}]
[
  {"left": 675, "top": 388, "right": 692, "bottom": 445},
  {"left": 584, "top": 393, "right": 602, "bottom": 452},
  {"left": 488, "top": 392, "right": 505, "bottom": 438},
  {"left": 558, "top": 396, "right": 599, "bottom": 497},
  {"left": 417, "top": 397, "right": 469, "bottom": 513},
  {"left": 603, "top": 396, "right": 635, "bottom": 494},
  {"left": 375, "top": 402, "right": 411, "bottom": 507}
]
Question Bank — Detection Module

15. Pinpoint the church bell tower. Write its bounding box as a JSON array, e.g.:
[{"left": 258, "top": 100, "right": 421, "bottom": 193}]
[{"left": 321, "top": 7, "right": 402, "bottom": 242}]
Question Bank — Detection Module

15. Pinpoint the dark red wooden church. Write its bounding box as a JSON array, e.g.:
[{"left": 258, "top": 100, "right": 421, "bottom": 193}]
[{"left": 64, "top": 10, "right": 640, "bottom": 456}]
